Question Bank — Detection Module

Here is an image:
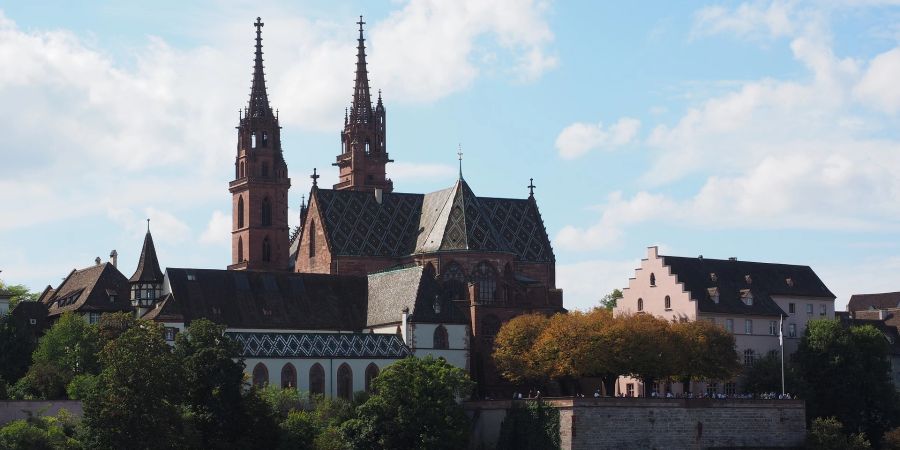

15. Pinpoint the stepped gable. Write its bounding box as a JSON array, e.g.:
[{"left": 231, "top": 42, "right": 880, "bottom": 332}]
[
  {"left": 662, "top": 255, "right": 835, "bottom": 317},
  {"left": 314, "top": 188, "right": 423, "bottom": 257},
  {"left": 165, "top": 268, "right": 368, "bottom": 330},
  {"left": 43, "top": 263, "right": 131, "bottom": 317}
]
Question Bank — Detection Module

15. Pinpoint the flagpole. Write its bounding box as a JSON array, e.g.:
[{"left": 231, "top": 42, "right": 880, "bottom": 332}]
[{"left": 780, "top": 314, "right": 785, "bottom": 396}]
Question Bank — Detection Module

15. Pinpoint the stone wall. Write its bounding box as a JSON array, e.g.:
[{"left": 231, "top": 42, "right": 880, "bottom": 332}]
[
  {"left": 0, "top": 401, "right": 83, "bottom": 425},
  {"left": 465, "top": 398, "right": 806, "bottom": 449}
]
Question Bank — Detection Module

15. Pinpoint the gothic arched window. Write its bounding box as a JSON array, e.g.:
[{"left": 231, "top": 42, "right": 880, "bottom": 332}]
[
  {"left": 482, "top": 314, "right": 501, "bottom": 337},
  {"left": 262, "top": 197, "right": 272, "bottom": 226},
  {"left": 237, "top": 237, "right": 244, "bottom": 262},
  {"left": 433, "top": 325, "right": 449, "bottom": 350},
  {"left": 637, "top": 298, "right": 644, "bottom": 312},
  {"left": 365, "top": 363, "right": 379, "bottom": 393},
  {"left": 442, "top": 262, "right": 466, "bottom": 300},
  {"left": 281, "top": 363, "right": 297, "bottom": 389},
  {"left": 473, "top": 262, "right": 498, "bottom": 304},
  {"left": 262, "top": 236, "right": 271, "bottom": 262},
  {"left": 337, "top": 363, "right": 353, "bottom": 400},
  {"left": 237, "top": 196, "right": 245, "bottom": 229},
  {"left": 252, "top": 363, "right": 268, "bottom": 388},
  {"left": 309, "top": 363, "right": 325, "bottom": 397},
  {"left": 309, "top": 220, "right": 316, "bottom": 258}
]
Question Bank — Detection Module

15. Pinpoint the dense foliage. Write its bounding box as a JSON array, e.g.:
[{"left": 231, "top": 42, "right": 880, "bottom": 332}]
[
  {"left": 19, "top": 313, "right": 100, "bottom": 399},
  {"left": 496, "top": 400, "right": 560, "bottom": 450},
  {"left": 796, "top": 319, "right": 900, "bottom": 446},
  {"left": 0, "top": 410, "right": 81, "bottom": 450},
  {"left": 807, "top": 417, "right": 871, "bottom": 450},
  {"left": 493, "top": 310, "right": 739, "bottom": 395},
  {"left": 0, "top": 315, "right": 36, "bottom": 388}
]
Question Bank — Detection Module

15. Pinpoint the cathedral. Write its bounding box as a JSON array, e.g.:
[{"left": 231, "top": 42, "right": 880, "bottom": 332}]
[{"left": 38, "top": 17, "right": 565, "bottom": 398}]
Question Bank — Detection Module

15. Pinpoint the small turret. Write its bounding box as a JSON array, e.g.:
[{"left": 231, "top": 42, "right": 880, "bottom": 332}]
[{"left": 130, "top": 220, "right": 164, "bottom": 316}]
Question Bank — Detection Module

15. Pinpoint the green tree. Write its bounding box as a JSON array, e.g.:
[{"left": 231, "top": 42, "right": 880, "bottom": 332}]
[
  {"left": 22, "top": 312, "right": 99, "bottom": 399},
  {"left": 341, "top": 356, "right": 475, "bottom": 450},
  {"left": 278, "top": 410, "right": 321, "bottom": 450},
  {"left": 81, "top": 321, "right": 186, "bottom": 449},
  {"left": 599, "top": 289, "right": 622, "bottom": 311},
  {"left": 797, "top": 320, "right": 900, "bottom": 445},
  {"left": 0, "top": 280, "right": 39, "bottom": 310},
  {"left": 671, "top": 320, "right": 740, "bottom": 393},
  {"left": 807, "top": 417, "right": 871, "bottom": 450},
  {"left": 0, "top": 315, "right": 37, "bottom": 385},
  {"left": 0, "top": 410, "right": 81, "bottom": 450},
  {"left": 496, "top": 400, "right": 560, "bottom": 450},
  {"left": 742, "top": 350, "right": 802, "bottom": 395}
]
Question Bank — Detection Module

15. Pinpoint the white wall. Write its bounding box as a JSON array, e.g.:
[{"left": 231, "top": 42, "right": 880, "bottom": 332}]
[
  {"left": 616, "top": 246, "right": 697, "bottom": 321},
  {"left": 369, "top": 322, "right": 471, "bottom": 372},
  {"left": 243, "top": 357, "right": 400, "bottom": 397}
]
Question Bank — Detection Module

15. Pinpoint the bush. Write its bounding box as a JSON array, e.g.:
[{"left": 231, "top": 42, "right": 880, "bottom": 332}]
[
  {"left": 259, "top": 386, "right": 303, "bottom": 420},
  {"left": 807, "top": 417, "right": 871, "bottom": 450},
  {"left": 65, "top": 374, "right": 97, "bottom": 400},
  {"left": 497, "top": 400, "right": 560, "bottom": 450},
  {"left": 0, "top": 410, "right": 82, "bottom": 450},
  {"left": 278, "top": 410, "right": 321, "bottom": 450}
]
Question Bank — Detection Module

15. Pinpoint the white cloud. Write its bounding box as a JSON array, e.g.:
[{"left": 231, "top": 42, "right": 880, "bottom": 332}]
[
  {"left": 555, "top": 117, "right": 640, "bottom": 159},
  {"left": 692, "top": 0, "right": 795, "bottom": 40},
  {"left": 555, "top": 191, "right": 675, "bottom": 251},
  {"left": 199, "top": 210, "right": 231, "bottom": 245},
  {"left": 107, "top": 207, "right": 191, "bottom": 243},
  {"left": 854, "top": 47, "right": 900, "bottom": 114},
  {"left": 556, "top": 259, "right": 638, "bottom": 311}
]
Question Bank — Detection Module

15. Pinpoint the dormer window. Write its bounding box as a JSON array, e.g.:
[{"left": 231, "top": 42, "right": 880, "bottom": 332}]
[
  {"left": 707, "top": 287, "right": 720, "bottom": 304},
  {"left": 745, "top": 274, "right": 752, "bottom": 284},
  {"left": 740, "top": 289, "right": 753, "bottom": 306},
  {"left": 710, "top": 273, "right": 718, "bottom": 282},
  {"left": 785, "top": 277, "right": 794, "bottom": 287}
]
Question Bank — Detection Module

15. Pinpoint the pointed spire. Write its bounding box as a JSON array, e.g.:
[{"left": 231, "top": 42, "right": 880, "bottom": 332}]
[
  {"left": 130, "top": 228, "right": 164, "bottom": 283},
  {"left": 350, "top": 15, "right": 373, "bottom": 124},
  {"left": 247, "top": 17, "right": 272, "bottom": 119}
]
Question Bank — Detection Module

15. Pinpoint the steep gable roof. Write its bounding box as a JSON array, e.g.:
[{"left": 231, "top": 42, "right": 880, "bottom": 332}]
[
  {"left": 366, "top": 264, "right": 470, "bottom": 327},
  {"left": 164, "top": 268, "right": 368, "bottom": 330},
  {"left": 661, "top": 255, "right": 834, "bottom": 317},
  {"left": 848, "top": 292, "right": 900, "bottom": 313},
  {"left": 44, "top": 263, "right": 132, "bottom": 316},
  {"left": 130, "top": 231, "right": 164, "bottom": 283}
]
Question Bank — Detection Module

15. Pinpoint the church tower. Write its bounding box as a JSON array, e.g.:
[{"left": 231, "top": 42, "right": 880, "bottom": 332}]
[
  {"left": 229, "top": 17, "right": 291, "bottom": 271},
  {"left": 333, "top": 17, "right": 393, "bottom": 193}
]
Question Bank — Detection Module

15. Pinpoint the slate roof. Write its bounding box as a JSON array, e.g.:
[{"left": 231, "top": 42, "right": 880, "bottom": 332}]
[
  {"left": 661, "top": 255, "right": 835, "bottom": 317},
  {"left": 162, "top": 268, "right": 368, "bottom": 330},
  {"left": 130, "top": 231, "right": 164, "bottom": 283},
  {"left": 312, "top": 178, "right": 554, "bottom": 262},
  {"left": 43, "top": 263, "right": 133, "bottom": 317},
  {"left": 848, "top": 292, "right": 900, "bottom": 313},
  {"left": 366, "top": 265, "right": 470, "bottom": 327}
]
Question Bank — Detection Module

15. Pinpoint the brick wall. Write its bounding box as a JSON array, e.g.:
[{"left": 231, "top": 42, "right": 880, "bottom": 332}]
[{"left": 465, "top": 398, "right": 806, "bottom": 449}]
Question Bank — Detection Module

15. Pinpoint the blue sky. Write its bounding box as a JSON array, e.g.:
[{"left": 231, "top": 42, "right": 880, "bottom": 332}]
[{"left": 1, "top": 0, "right": 899, "bottom": 310}]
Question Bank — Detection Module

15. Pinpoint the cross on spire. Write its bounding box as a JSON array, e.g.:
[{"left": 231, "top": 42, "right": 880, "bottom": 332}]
[
  {"left": 248, "top": 16, "right": 271, "bottom": 118},
  {"left": 357, "top": 15, "right": 365, "bottom": 33},
  {"left": 311, "top": 168, "right": 320, "bottom": 187},
  {"left": 350, "top": 15, "right": 373, "bottom": 124},
  {"left": 457, "top": 144, "right": 464, "bottom": 179},
  {"left": 528, "top": 178, "right": 536, "bottom": 198}
]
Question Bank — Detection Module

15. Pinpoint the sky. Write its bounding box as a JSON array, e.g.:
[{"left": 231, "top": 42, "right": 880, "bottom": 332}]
[{"left": 1, "top": 0, "right": 899, "bottom": 311}]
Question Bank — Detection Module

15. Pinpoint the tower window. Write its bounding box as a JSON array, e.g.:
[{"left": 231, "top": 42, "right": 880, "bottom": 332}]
[
  {"left": 237, "top": 237, "right": 244, "bottom": 262},
  {"left": 309, "top": 220, "right": 316, "bottom": 258},
  {"left": 262, "top": 236, "right": 271, "bottom": 262},
  {"left": 262, "top": 132, "right": 268, "bottom": 147},
  {"left": 251, "top": 132, "right": 257, "bottom": 149},
  {"left": 262, "top": 197, "right": 272, "bottom": 226},
  {"left": 365, "top": 140, "right": 371, "bottom": 155},
  {"left": 237, "top": 196, "right": 245, "bottom": 228}
]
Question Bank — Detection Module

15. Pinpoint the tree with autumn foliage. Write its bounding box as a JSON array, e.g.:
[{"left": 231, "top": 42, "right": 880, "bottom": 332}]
[
  {"left": 670, "top": 319, "right": 740, "bottom": 392},
  {"left": 611, "top": 313, "right": 677, "bottom": 393},
  {"left": 493, "top": 313, "right": 551, "bottom": 384}
]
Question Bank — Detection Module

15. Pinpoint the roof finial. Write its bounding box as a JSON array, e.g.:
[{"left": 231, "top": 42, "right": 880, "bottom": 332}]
[
  {"left": 528, "top": 178, "right": 536, "bottom": 198},
  {"left": 146, "top": 218, "right": 150, "bottom": 233},
  {"left": 457, "top": 143, "right": 464, "bottom": 179},
  {"left": 301, "top": 194, "right": 306, "bottom": 208},
  {"left": 311, "top": 168, "right": 320, "bottom": 187},
  {"left": 247, "top": 16, "right": 271, "bottom": 118},
  {"left": 350, "top": 15, "right": 373, "bottom": 124}
]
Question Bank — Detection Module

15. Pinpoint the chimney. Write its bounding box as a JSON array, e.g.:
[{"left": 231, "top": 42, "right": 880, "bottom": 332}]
[
  {"left": 728, "top": 257, "right": 737, "bottom": 261},
  {"left": 401, "top": 307, "right": 409, "bottom": 345},
  {"left": 110, "top": 250, "right": 118, "bottom": 268},
  {"left": 94, "top": 257, "right": 101, "bottom": 266},
  {"left": 374, "top": 188, "right": 383, "bottom": 205}
]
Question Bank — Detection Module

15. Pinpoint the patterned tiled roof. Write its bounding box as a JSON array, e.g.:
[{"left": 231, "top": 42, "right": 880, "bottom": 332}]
[
  {"left": 227, "top": 331, "right": 411, "bottom": 358},
  {"left": 312, "top": 179, "right": 554, "bottom": 262}
]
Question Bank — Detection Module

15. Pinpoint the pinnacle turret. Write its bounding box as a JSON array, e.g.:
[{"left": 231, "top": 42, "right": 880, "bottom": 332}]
[
  {"left": 247, "top": 17, "right": 272, "bottom": 119},
  {"left": 350, "top": 16, "right": 373, "bottom": 124}
]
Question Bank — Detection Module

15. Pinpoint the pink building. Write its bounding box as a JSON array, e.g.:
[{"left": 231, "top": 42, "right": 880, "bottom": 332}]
[{"left": 613, "top": 246, "right": 835, "bottom": 396}]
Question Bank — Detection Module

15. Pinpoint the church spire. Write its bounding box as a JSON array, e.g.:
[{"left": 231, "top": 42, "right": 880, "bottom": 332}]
[
  {"left": 248, "top": 17, "right": 272, "bottom": 119},
  {"left": 350, "top": 16, "right": 373, "bottom": 124}
]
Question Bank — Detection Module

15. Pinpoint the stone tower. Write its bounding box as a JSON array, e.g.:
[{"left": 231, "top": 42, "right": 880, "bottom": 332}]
[
  {"left": 229, "top": 17, "right": 291, "bottom": 271},
  {"left": 333, "top": 17, "right": 393, "bottom": 193}
]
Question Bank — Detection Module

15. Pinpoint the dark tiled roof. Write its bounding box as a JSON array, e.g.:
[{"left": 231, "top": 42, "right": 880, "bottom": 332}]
[
  {"left": 130, "top": 231, "right": 164, "bottom": 283},
  {"left": 661, "top": 255, "right": 834, "bottom": 317},
  {"left": 141, "top": 293, "right": 183, "bottom": 322},
  {"left": 313, "top": 179, "right": 554, "bottom": 262},
  {"left": 366, "top": 265, "right": 470, "bottom": 327},
  {"left": 44, "top": 263, "right": 133, "bottom": 316},
  {"left": 848, "top": 292, "right": 900, "bottom": 313},
  {"left": 227, "top": 331, "right": 411, "bottom": 358},
  {"left": 164, "top": 268, "right": 368, "bottom": 330}
]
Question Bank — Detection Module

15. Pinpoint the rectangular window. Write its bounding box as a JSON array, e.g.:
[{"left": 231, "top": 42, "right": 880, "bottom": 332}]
[
  {"left": 806, "top": 304, "right": 814, "bottom": 316},
  {"left": 789, "top": 303, "right": 796, "bottom": 314},
  {"left": 88, "top": 312, "right": 101, "bottom": 325},
  {"left": 789, "top": 323, "right": 797, "bottom": 338},
  {"left": 820, "top": 304, "right": 826, "bottom": 316},
  {"left": 769, "top": 320, "right": 777, "bottom": 335},
  {"left": 745, "top": 319, "right": 753, "bottom": 335},
  {"left": 626, "top": 383, "right": 635, "bottom": 397},
  {"left": 706, "top": 382, "right": 718, "bottom": 396},
  {"left": 164, "top": 327, "right": 177, "bottom": 342},
  {"left": 725, "top": 382, "right": 736, "bottom": 395},
  {"left": 725, "top": 319, "right": 734, "bottom": 333}
]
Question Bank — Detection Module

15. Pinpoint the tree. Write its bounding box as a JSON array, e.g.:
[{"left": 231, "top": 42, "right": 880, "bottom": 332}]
[
  {"left": 807, "top": 417, "right": 871, "bottom": 450},
  {"left": 671, "top": 320, "right": 740, "bottom": 392},
  {"left": 341, "top": 356, "right": 475, "bottom": 450},
  {"left": 0, "top": 280, "right": 39, "bottom": 310},
  {"left": 496, "top": 400, "right": 560, "bottom": 450},
  {"left": 742, "top": 350, "right": 802, "bottom": 395},
  {"left": 22, "top": 312, "right": 99, "bottom": 399},
  {"left": 81, "top": 321, "right": 187, "bottom": 449},
  {"left": 612, "top": 313, "right": 676, "bottom": 395},
  {"left": 599, "top": 289, "right": 622, "bottom": 311},
  {"left": 797, "top": 320, "right": 900, "bottom": 445},
  {"left": 493, "top": 313, "right": 550, "bottom": 384},
  {"left": 0, "top": 409, "right": 81, "bottom": 450},
  {"left": 0, "top": 315, "right": 37, "bottom": 385}
]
